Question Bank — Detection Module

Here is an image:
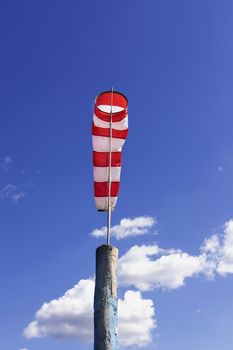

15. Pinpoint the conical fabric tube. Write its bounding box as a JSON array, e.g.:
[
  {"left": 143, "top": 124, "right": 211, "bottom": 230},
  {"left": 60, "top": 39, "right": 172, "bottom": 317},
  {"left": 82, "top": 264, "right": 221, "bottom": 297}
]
[{"left": 92, "top": 90, "right": 128, "bottom": 211}]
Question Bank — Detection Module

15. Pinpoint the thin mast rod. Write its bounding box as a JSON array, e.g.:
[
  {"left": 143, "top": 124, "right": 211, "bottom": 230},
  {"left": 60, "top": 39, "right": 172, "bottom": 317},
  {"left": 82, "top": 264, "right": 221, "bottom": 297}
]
[{"left": 107, "top": 88, "right": 113, "bottom": 246}]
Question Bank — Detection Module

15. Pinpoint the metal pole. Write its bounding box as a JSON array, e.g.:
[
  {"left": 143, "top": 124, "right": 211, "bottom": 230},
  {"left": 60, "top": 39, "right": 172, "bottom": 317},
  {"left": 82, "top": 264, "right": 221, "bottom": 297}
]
[
  {"left": 94, "top": 244, "right": 119, "bottom": 350},
  {"left": 107, "top": 88, "right": 113, "bottom": 246}
]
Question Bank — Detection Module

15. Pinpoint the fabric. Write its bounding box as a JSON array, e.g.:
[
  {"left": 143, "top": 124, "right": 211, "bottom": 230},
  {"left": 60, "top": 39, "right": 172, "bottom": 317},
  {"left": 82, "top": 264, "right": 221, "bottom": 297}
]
[{"left": 92, "top": 91, "right": 128, "bottom": 211}]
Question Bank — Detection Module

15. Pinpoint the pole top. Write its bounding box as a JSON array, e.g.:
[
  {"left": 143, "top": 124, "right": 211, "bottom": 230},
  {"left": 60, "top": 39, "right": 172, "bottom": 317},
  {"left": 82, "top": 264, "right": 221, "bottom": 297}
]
[{"left": 96, "top": 244, "right": 118, "bottom": 254}]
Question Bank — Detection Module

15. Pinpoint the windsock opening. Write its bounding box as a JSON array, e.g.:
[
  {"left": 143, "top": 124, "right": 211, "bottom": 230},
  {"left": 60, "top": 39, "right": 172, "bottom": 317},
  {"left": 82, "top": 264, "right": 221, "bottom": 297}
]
[{"left": 95, "top": 91, "right": 128, "bottom": 122}]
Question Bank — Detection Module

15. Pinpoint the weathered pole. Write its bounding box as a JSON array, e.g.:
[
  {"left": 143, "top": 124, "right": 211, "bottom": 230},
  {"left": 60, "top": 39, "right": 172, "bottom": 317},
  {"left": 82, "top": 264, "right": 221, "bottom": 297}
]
[
  {"left": 94, "top": 244, "right": 118, "bottom": 350},
  {"left": 93, "top": 89, "right": 120, "bottom": 349}
]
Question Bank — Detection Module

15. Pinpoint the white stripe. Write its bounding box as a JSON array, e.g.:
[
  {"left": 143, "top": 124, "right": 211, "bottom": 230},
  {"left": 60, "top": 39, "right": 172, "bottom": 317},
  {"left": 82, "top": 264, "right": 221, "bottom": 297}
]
[
  {"left": 94, "top": 166, "right": 121, "bottom": 182},
  {"left": 93, "top": 113, "right": 128, "bottom": 130},
  {"left": 92, "top": 135, "right": 125, "bottom": 152},
  {"left": 94, "top": 196, "right": 118, "bottom": 211}
]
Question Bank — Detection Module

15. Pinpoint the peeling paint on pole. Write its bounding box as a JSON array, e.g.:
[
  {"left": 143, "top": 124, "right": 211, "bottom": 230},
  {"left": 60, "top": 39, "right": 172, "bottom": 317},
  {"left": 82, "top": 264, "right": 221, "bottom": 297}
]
[{"left": 94, "top": 245, "right": 118, "bottom": 350}]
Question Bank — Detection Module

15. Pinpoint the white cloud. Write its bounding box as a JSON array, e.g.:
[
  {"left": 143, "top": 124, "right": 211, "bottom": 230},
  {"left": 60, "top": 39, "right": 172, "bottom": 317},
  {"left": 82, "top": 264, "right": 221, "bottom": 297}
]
[
  {"left": 118, "top": 290, "right": 156, "bottom": 347},
  {"left": 23, "top": 279, "right": 94, "bottom": 341},
  {"left": 201, "top": 234, "right": 220, "bottom": 254},
  {"left": 118, "top": 219, "right": 233, "bottom": 291},
  {"left": 118, "top": 245, "right": 205, "bottom": 291},
  {"left": 19, "top": 348, "right": 28, "bottom": 350},
  {"left": 0, "top": 156, "right": 12, "bottom": 171},
  {"left": 23, "top": 217, "right": 233, "bottom": 348},
  {"left": 202, "top": 220, "right": 233, "bottom": 275},
  {"left": 23, "top": 279, "right": 155, "bottom": 348},
  {"left": 0, "top": 184, "right": 25, "bottom": 203},
  {"left": 91, "top": 216, "right": 156, "bottom": 239},
  {"left": 218, "top": 220, "right": 233, "bottom": 274}
]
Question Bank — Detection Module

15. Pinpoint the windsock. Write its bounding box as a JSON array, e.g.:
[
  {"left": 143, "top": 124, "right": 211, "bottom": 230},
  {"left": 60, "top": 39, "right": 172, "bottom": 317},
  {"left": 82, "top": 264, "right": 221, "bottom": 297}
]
[{"left": 92, "top": 90, "right": 128, "bottom": 211}]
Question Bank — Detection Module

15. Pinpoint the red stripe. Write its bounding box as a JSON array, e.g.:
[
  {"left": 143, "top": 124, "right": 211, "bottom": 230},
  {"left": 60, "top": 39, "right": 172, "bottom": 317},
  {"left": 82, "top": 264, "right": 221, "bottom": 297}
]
[
  {"left": 92, "top": 122, "right": 128, "bottom": 139},
  {"left": 96, "top": 91, "right": 128, "bottom": 109},
  {"left": 94, "top": 182, "right": 120, "bottom": 197},
  {"left": 93, "top": 151, "right": 122, "bottom": 167}
]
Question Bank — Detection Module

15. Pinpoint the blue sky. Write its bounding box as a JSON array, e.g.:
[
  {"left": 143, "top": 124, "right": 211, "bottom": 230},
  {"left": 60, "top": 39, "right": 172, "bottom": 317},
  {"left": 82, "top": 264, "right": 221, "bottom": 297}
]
[{"left": 1, "top": 1, "right": 233, "bottom": 349}]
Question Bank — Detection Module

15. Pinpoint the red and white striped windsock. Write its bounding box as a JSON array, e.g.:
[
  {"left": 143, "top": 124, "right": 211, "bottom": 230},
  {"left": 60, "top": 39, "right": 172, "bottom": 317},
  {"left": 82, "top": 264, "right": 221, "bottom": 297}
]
[{"left": 92, "top": 90, "right": 128, "bottom": 211}]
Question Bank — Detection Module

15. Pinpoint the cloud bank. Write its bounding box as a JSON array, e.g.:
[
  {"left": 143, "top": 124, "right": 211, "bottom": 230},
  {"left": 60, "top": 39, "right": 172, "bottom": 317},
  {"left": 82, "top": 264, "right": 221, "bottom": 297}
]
[
  {"left": 24, "top": 279, "right": 155, "bottom": 348},
  {"left": 118, "top": 219, "right": 233, "bottom": 291},
  {"left": 118, "top": 245, "right": 205, "bottom": 291},
  {"left": 24, "top": 216, "right": 233, "bottom": 347}
]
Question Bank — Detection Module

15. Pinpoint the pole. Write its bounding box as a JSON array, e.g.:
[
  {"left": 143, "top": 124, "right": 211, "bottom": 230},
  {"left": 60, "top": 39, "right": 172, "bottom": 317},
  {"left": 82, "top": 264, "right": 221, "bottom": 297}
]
[
  {"left": 94, "top": 244, "right": 118, "bottom": 350},
  {"left": 107, "top": 88, "right": 113, "bottom": 246},
  {"left": 94, "top": 89, "right": 119, "bottom": 349}
]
